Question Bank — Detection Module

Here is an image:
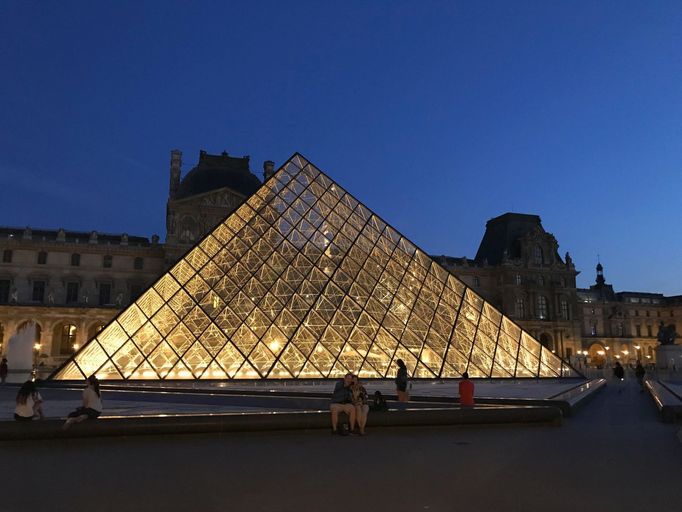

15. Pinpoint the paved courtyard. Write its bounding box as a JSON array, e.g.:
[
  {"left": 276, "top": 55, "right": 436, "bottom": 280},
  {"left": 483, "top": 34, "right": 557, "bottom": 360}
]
[{"left": 1, "top": 377, "right": 680, "bottom": 512}]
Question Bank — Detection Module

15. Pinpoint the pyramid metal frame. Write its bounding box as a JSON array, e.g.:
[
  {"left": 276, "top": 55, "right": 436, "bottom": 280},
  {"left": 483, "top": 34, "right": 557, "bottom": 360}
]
[{"left": 50, "top": 153, "right": 579, "bottom": 381}]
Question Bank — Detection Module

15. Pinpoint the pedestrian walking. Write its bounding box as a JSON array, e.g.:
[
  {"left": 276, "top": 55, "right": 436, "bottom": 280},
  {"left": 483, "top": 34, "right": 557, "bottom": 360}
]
[
  {"left": 613, "top": 361, "right": 625, "bottom": 393},
  {"left": 0, "top": 358, "right": 8, "bottom": 384},
  {"left": 635, "top": 361, "right": 646, "bottom": 392}
]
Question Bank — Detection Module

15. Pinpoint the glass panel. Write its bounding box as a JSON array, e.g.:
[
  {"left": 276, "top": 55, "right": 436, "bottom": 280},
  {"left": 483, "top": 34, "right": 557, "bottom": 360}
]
[
  {"left": 96, "top": 322, "right": 129, "bottom": 356},
  {"left": 73, "top": 341, "right": 109, "bottom": 378},
  {"left": 55, "top": 154, "right": 564, "bottom": 383}
]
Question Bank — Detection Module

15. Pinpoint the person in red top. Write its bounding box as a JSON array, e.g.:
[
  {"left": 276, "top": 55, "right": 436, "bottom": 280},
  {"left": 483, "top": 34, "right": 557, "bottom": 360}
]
[{"left": 459, "top": 371, "right": 475, "bottom": 406}]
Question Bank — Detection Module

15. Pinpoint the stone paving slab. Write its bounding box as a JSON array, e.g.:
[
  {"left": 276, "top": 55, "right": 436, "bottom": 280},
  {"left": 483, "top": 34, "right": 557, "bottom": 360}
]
[{"left": 0, "top": 378, "right": 679, "bottom": 512}]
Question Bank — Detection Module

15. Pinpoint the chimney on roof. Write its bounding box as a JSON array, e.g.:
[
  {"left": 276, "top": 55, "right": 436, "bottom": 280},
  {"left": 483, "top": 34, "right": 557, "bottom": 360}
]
[
  {"left": 263, "top": 160, "right": 275, "bottom": 181},
  {"left": 169, "top": 149, "right": 182, "bottom": 199}
]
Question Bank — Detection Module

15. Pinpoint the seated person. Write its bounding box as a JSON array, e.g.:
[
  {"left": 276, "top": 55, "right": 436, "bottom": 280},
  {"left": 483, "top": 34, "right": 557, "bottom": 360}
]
[
  {"left": 14, "top": 381, "right": 44, "bottom": 422},
  {"left": 351, "top": 375, "right": 369, "bottom": 435},
  {"left": 63, "top": 376, "right": 102, "bottom": 429},
  {"left": 329, "top": 373, "right": 356, "bottom": 435},
  {"left": 459, "top": 372, "right": 475, "bottom": 406}
]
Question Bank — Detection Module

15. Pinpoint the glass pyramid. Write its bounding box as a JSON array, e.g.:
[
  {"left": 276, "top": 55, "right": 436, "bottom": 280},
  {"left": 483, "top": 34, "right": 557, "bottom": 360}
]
[{"left": 52, "top": 154, "right": 577, "bottom": 380}]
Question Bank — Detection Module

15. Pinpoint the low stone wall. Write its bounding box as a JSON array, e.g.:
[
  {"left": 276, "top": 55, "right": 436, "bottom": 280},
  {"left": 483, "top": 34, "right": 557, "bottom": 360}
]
[{"left": 0, "top": 405, "right": 562, "bottom": 441}]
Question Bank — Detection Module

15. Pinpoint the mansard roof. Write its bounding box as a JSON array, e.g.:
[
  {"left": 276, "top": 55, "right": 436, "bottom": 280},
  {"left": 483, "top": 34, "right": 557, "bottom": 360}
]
[{"left": 176, "top": 151, "right": 261, "bottom": 200}]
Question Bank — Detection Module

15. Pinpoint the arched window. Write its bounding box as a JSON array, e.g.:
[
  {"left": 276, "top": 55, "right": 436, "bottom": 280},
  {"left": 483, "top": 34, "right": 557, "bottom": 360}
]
[
  {"left": 59, "top": 324, "right": 78, "bottom": 355},
  {"left": 515, "top": 298, "right": 525, "bottom": 319},
  {"left": 532, "top": 245, "right": 543, "bottom": 265},
  {"left": 537, "top": 295, "right": 548, "bottom": 320},
  {"left": 515, "top": 274, "right": 522, "bottom": 285}
]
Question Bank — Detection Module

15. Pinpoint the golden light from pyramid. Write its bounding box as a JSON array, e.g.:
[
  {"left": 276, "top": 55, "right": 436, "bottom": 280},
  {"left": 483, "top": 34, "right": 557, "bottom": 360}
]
[{"left": 51, "top": 153, "right": 577, "bottom": 381}]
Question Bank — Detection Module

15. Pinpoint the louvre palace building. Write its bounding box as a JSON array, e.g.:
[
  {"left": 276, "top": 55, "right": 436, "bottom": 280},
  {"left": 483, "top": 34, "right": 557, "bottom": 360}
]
[{"left": 0, "top": 149, "right": 679, "bottom": 373}]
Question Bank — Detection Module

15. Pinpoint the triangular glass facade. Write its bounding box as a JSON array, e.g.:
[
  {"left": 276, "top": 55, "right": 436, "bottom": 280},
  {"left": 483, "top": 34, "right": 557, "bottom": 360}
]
[{"left": 52, "top": 154, "right": 577, "bottom": 380}]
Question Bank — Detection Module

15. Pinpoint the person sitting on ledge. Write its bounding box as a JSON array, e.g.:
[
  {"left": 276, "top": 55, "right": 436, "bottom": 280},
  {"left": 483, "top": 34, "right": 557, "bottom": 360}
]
[
  {"left": 458, "top": 372, "right": 475, "bottom": 406},
  {"left": 330, "top": 373, "right": 356, "bottom": 435},
  {"left": 14, "top": 380, "right": 44, "bottom": 422},
  {"left": 63, "top": 376, "right": 102, "bottom": 430},
  {"left": 351, "top": 375, "right": 369, "bottom": 436}
]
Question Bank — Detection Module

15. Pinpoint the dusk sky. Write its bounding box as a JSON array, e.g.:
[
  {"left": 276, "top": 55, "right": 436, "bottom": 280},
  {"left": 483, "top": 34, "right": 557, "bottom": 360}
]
[{"left": 1, "top": 1, "right": 681, "bottom": 294}]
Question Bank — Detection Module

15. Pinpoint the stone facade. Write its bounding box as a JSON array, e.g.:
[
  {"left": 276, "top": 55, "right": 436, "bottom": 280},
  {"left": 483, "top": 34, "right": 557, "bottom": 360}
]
[
  {"left": 434, "top": 213, "right": 582, "bottom": 360},
  {"left": 0, "top": 228, "right": 165, "bottom": 367},
  {"left": 0, "top": 150, "right": 267, "bottom": 369},
  {"left": 577, "top": 264, "right": 682, "bottom": 367},
  {"left": 436, "top": 213, "right": 682, "bottom": 367}
]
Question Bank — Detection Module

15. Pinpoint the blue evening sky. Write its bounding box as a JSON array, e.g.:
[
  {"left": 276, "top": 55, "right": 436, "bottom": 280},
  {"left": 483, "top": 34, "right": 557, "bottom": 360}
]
[{"left": 1, "top": 1, "right": 681, "bottom": 294}]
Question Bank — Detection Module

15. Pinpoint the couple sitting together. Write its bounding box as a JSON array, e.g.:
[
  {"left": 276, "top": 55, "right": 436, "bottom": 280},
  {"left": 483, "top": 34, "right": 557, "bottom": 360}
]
[{"left": 329, "top": 373, "right": 370, "bottom": 436}]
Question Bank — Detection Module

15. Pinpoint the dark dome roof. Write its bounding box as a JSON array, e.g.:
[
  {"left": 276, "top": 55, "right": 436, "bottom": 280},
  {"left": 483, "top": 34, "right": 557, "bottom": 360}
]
[{"left": 176, "top": 151, "right": 261, "bottom": 199}]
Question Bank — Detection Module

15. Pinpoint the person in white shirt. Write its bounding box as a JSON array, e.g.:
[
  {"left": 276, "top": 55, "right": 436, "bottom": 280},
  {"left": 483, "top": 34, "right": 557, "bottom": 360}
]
[
  {"left": 14, "top": 380, "right": 44, "bottom": 422},
  {"left": 63, "top": 376, "right": 103, "bottom": 429}
]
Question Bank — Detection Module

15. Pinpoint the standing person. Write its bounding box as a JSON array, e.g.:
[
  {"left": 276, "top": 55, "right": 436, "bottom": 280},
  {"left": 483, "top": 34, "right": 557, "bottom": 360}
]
[
  {"left": 14, "top": 380, "right": 44, "bottom": 422},
  {"left": 395, "top": 359, "right": 409, "bottom": 402},
  {"left": 63, "top": 376, "right": 102, "bottom": 429},
  {"left": 459, "top": 371, "right": 475, "bottom": 406},
  {"left": 351, "top": 375, "right": 369, "bottom": 435},
  {"left": 0, "top": 358, "right": 8, "bottom": 384},
  {"left": 613, "top": 361, "right": 625, "bottom": 394},
  {"left": 635, "top": 361, "right": 646, "bottom": 392},
  {"left": 329, "top": 373, "right": 356, "bottom": 435}
]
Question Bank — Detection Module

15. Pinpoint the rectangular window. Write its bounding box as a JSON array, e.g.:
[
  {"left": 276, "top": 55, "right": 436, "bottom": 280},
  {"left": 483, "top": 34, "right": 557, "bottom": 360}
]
[
  {"left": 0, "top": 279, "right": 9, "bottom": 303},
  {"left": 66, "top": 282, "right": 79, "bottom": 304},
  {"left": 635, "top": 325, "right": 641, "bottom": 337},
  {"left": 2, "top": 250, "right": 12, "bottom": 263},
  {"left": 32, "top": 280, "right": 46, "bottom": 302},
  {"left": 103, "top": 255, "right": 113, "bottom": 268},
  {"left": 647, "top": 325, "right": 652, "bottom": 337},
  {"left": 561, "top": 300, "right": 569, "bottom": 321},
  {"left": 635, "top": 310, "right": 639, "bottom": 316},
  {"left": 134, "top": 257, "right": 144, "bottom": 270},
  {"left": 565, "top": 347, "right": 573, "bottom": 359},
  {"left": 646, "top": 310, "right": 650, "bottom": 317},
  {"left": 99, "top": 283, "right": 112, "bottom": 305},
  {"left": 37, "top": 251, "right": 47, "bottom": 264},
  {"left": 71, "top": 253, "right": 81, "bottom": 266}
]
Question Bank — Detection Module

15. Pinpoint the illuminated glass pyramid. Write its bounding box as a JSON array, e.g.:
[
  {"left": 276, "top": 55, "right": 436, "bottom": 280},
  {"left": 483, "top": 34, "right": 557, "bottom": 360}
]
[{"left": 52, "top": 154, "right": 576, "bottom": 380}]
